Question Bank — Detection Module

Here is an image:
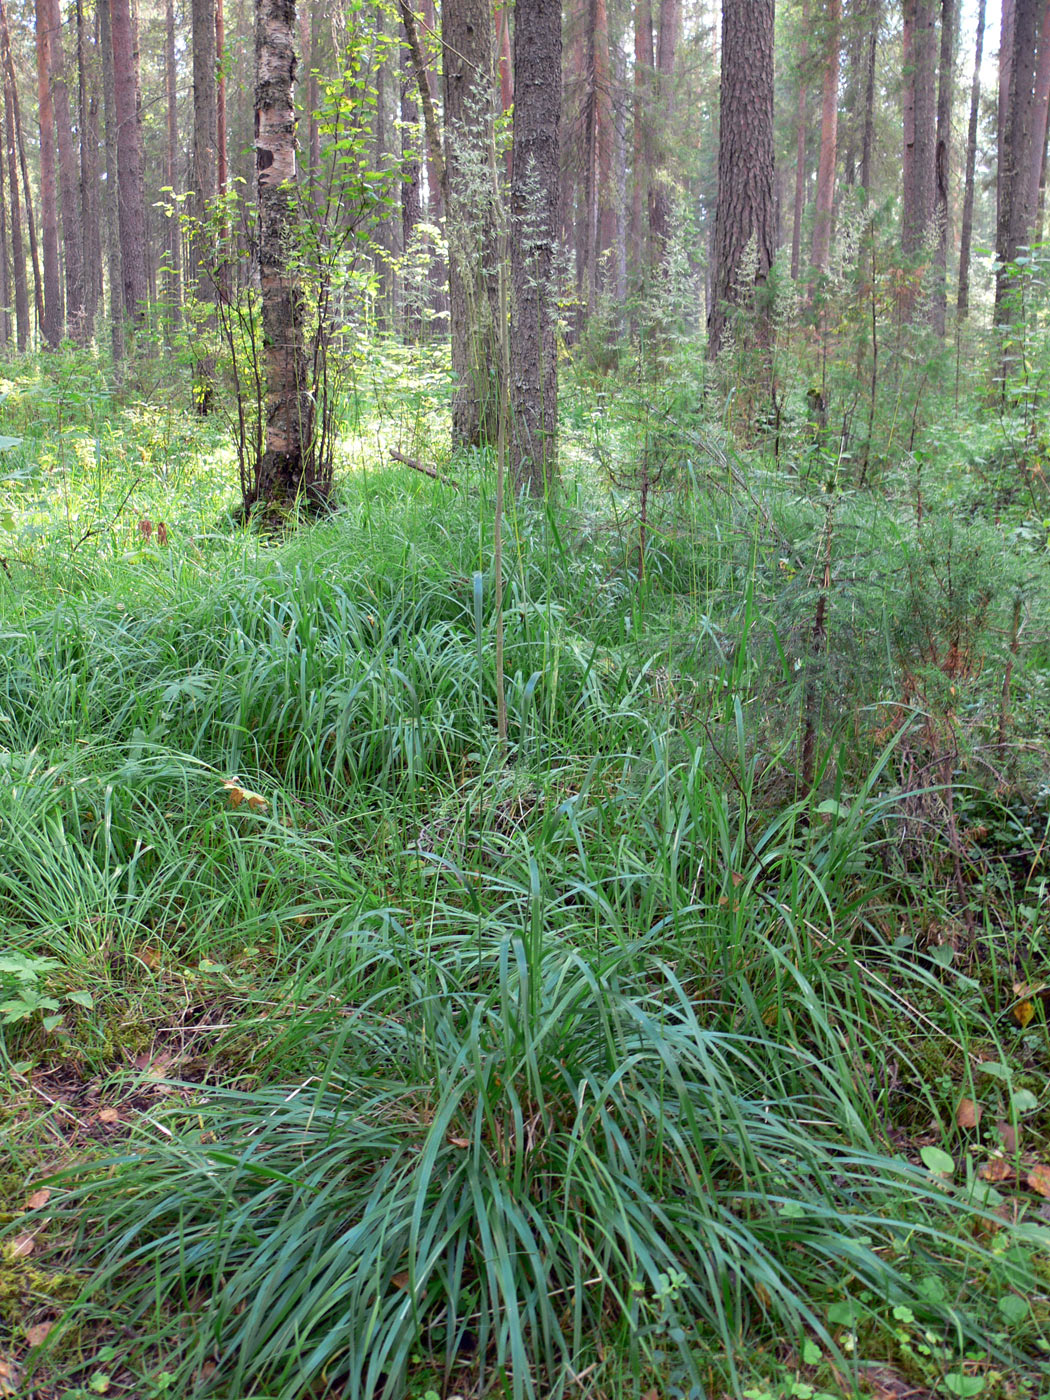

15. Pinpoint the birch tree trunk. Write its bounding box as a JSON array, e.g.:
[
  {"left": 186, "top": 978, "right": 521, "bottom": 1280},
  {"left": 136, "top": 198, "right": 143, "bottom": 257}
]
[
  {"left": 254, "top": 0, "right": 316, "bottom": 507},
  {"left": 509, "top": 0, "right": 560, "bottom": 496}
]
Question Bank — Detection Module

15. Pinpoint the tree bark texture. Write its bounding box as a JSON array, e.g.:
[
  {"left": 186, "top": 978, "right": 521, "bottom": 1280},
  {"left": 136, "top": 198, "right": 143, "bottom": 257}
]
[
  {"left": 98, "top": 0, "right": 126, "bottom": 374},
  {"left": 631, "top": 0, "right": 654, "bottom": 278},
  {"left": 110, "top": 0, "right": 148, "bottom": 321},
  {"left": 45, "top": 0, "right": 86, "bottom": 341},
  {"left": 35, "top": 0, "right": 63, "bottom": 347},
  {"left": 901, "top": 0, "right": 937, "bottom": 260},
  {"left": 791, "top": 25, "right": 808, "bottom": 279},
  {"left": 930, "top": 0, "right": 955, "bottom": 335},
  {"left": 1026, "top": 2, "right": 1050, "bottom": 230},
  {"left": 995, "top": 0, "right": 1042, "bottom": 324},
  {"left": 77, "top": 0, "right": 100, "bottom": 333},
  {"left": 706, "top": 0, "right": 776, "bottom": 359},
  {"left": 649, "top": 0, "right": 680, "bottom": 265},
  {"left": 3, "top": 58, "right": 27, "bottom": 350},
  {"left": 509, "top": 0, "right": 561, "bottom": 497},
  {"left": 859, "top": 0, "right": 878, "bottom": 192},
  {"left": 164, "top": 0, "right": 181, "bottom": 324},
  {"left": 254, "top": 0, "right": 316, "bottom": 506},
  {"left": 810, "top": 0, "right": 840, "bottom": 273},
  {"left": 442, "top": 0, "right": 499, "bottom": 447},
  {"left": 956, "top": 0, "right": 986, "bottom": 318}
]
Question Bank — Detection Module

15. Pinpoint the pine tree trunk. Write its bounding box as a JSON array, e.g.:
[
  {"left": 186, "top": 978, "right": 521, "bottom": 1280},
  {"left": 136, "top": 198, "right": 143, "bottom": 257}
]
[
  {"left": 442, "top": 0, "right": 499, "bottom": 447},
  {"left": 191, "top": 0, "right": 218, "bottom": 409},
  {"left": 98, "top": 0, "right": 126, "bottom": 375},
  {"left": 164, "top": 0, "right": 181, "bottom": 327},
  {"left": 998, "top": 0, "right": 1015, "bottom": 231},
  {"left": 791, "top": 26, "right": 808, "bottom": 279},
  {"left": 35, "top": 0, "right": 63, "bottom": 347},
  {"left": 44, "top": 0, "right": 86, "bottom": 342},
  {"left": 509, "top": 0, "right": 560, "bottom": 496},
  {"left": 956, "top": 0, "right": 985, "bottom": 319},
  {"left": 1026, "top": 2, "right": 1050, "bottom": 230},
  {"left": 859, "top": 0, "right": 878, "bottom": 192},
  {"left": 0, "top": 109, "right": 8, "bottom": 349},
  {"left": 3, "top": 65, "right": 27, "bottom": 352},
  {"left": 995, "top": 0, "right": 1042, "bottom": 328},
  {"left": 707, "top": 0, "right": 776, "bottom": 359},
  {"left": 930, "top": 0, "right": 955, "bottom": 335},
  {"left": 649, "top": 0, "right": 680, "bottom": 266},
  {"left": 77, "top": 0, "right": 100, "bottom": 335},
  {"left": 109, "top": 0, "right": 147, "bottom": 324},
  {"left": 631, "top": 0, "right": 654, "bottom": 281},
  {"left": 254, "top": 0, "right": 316, "bottom": 507},
  {"left": 811, "top": 0, "right": 840, "bottom": 273},
  {"left": 901, "top": 0, "right": 937, "bottom": 321},
  {"left": 216, "top": 0, "right": 227, "bottom": 196}
]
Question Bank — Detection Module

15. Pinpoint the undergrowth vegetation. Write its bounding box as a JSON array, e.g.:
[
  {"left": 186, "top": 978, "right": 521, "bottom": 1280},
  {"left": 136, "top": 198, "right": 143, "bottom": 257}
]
[{"left": 1, "top": 332, "right": 1050, "bottom": 1400}]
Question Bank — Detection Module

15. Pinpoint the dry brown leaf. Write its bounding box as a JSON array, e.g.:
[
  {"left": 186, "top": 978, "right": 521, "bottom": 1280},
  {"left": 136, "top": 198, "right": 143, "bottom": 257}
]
[
  {"left": 1028, "top": 1164, "right": 1050, "bottom": 1197},
  {"left": 448, "top": 1137, "right": 470, "bottom": 1149},
  {"left": 1012, "top": 999, "right": 1036, "bottom": 1028},
  {"left": 25, "top": 1187, "right": 51, "bottom": 1210},
  {"left": 25, "top": 1320, "right": 55, "bottom": 1347},
  {"left": 956, "top": 1097, "right": 983, "bottom": 1129},
  {"left": 0, "top": 1356, "right": 22, "bottom": 1398},
  {"left": 391, "top": 1271, "right": 411, "bottom": 1292},
  {"left": 997, "top": 1119, "right": 1020, "bottom": 1154},
  {"left": 136, "top": 944, "right": 161, "bottom": 970},
  {"left": 980, "top": 1157, "right": 1014, "bottom": 1183},
  {"left": 97, "top": 1107, "right": 120, "bottom": 1125},
  {"left": 223, "top": 780, "right": 268, "bottom": 814},
  {"left": 10, "top": 1234, "right": 34, "bottom": 1258},
  {"left": 731, "top": 871, "right": 745, "bottom": 887}
]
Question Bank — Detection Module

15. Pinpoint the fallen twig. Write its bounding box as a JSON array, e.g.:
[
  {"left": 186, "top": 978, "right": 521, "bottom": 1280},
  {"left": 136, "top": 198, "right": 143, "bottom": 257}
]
[{"left": 389, "top": 449, "right": 460, "bottom": 491}]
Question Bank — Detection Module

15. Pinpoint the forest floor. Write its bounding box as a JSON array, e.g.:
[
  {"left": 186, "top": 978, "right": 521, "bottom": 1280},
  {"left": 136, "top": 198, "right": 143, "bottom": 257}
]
[{"left": 2, "top": 343, "right": 1050, "bottom": 1400}]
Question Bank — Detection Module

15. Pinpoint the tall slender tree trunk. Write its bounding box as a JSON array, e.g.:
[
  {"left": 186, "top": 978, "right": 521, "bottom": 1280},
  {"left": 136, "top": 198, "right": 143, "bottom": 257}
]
[
  {"left": 707, "top": 0, "right": 776, "bottom": 359},
  {"left": 0, "top": 109, "right": 8, "bottom": 349},
  {"left": 2, "top": 0, "right": 44, "bottom": 337},
  {"left": 216, "top": 0, "right": 228, "bottom": 196},
  {"left": 497, "top": 3, "right": 512, "bottom": 178},
  {"left": 957, "top": 0, "right": 986, "bottom": 318},
  {"left": 811, "top": 0, "right": 841, "bottom": 273},
  {"left": 77, "top": 0, "right": 99, "bottom": 334},
  {"left": 859, "top": 0, "right": 878, "bottom": 192},
  {"left": 254, "top": 0, "right": 316, "bottom": 507},
  {"left": 998, "top": 0, "right": 1015, "bottom": 231},
  {"left": 631, "top": 0, "right": 654, "bottom": 281},
  {"left": 35, "top": 0, "right": 63, "bottom": 347},
  {"left": 791, "top": 28, "right": 808, "bottom": 279},
  {"left": 191, "top": 0, "right": 218, "bottom": 409},
  {"left": 3, "top": 62, "right": 27, "bottom": 351},
  {"left": 400, "top": 45, "right": 422, "bottom": 338},
  {"left": 930, "top": 0, "right": 955, "bottom": 335},
  {"left": 110, "top": 0, "right": 148, "bottom": 323},
  {"left": 649, "top": 0, "right": 680, "bottom": 266},
  {"left": 44, "top": 0, "right": 86, "bottom": 342},
  {"left": 442, "top": 0, "right": 499, "bottom": 447},
  {"left": 510, "top": 0, "right": 560, "bottom": 496},
  {"left": 98, "top": 0, "right": 125, "bottom": 375},
  {"left": 901, "top": 0, "right": 937, "bottom": 318},
  {"left": 995, "top": 0, "right": 1042, "bottom": 328},
  {"left": 1026, "top": 2, "right": 1050, "bottom": 229},
  {"left": 164, "top": 0, "right": 181, "bottom": 327}
]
